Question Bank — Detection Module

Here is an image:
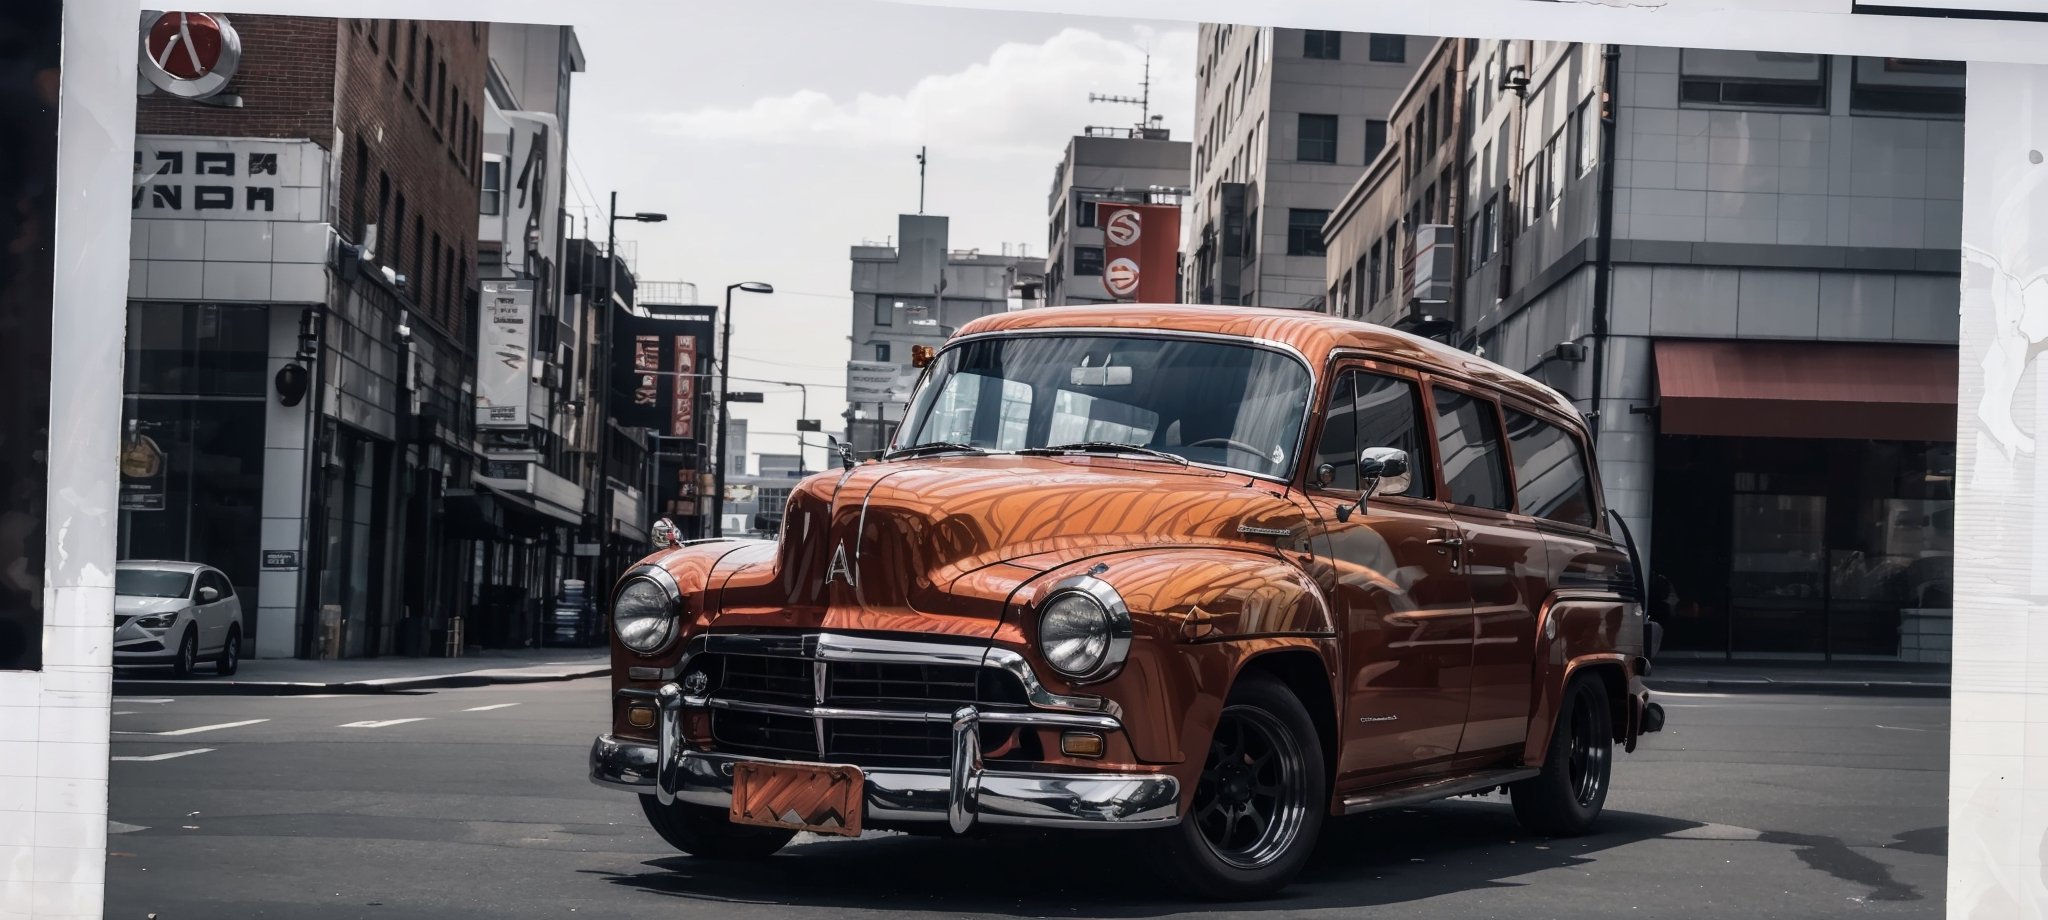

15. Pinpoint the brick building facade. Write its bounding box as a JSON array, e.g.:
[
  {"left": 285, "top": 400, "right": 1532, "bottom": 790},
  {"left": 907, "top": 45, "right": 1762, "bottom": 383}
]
[{"left": 123, "top": 14, "right": 518, "bottom": 660}]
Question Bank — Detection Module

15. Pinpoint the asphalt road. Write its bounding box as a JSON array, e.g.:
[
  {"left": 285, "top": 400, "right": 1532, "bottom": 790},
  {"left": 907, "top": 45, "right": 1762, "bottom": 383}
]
[{"left": 104, "top": 681, "right": 1949, "bottom": 919}]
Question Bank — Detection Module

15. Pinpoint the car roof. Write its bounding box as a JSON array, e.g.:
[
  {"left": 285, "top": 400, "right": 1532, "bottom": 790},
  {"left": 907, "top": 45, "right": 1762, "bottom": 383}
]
[
  {"left": 954, "top": 304, "right": 1583, "bottom": 427},
  {"left": 116, "top": 560, "right": 209, "bottom": 573}
]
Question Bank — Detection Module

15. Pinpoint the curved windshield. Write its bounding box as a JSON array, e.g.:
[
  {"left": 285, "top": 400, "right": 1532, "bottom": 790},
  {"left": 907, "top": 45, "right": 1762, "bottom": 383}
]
[
  {"left": 896, "top": 334, "right": 1312, "bottom": 478},
  {"left": 116, "top": 569, "right": 192, "bottom": 599}
]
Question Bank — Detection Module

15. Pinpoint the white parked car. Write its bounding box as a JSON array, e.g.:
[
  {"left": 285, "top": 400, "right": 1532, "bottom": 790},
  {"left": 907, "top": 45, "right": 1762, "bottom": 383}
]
[{"left": 113, "top": 561, "right": 243, "bottom": 678}]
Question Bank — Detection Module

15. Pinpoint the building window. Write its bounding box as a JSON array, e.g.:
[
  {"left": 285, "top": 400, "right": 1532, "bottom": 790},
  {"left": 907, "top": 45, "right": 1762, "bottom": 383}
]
[
  {"left": 1679, "top": 49, "right": 1829, "bottom": 109},
  {"left": 874, "top": 296, "right": 894, "bottom": 326},
  {"left": 391, "top": 194, "right": 407, "bottom": 273},
  {"left": 1075, "top": 246, "right": 1104, "bottom": 276},
  {"left": 1368, "top": 34, "right": 1406, "bottom": 63},
  {"left": 1077, "top": 195, "right": 1098, "bottom": 228},
  {"left": 871, "top": 342, "right": 892, "bottom": 363},
  {"left": 1338, "top": 270, "right": 1352, "bottom": 315},
  {"left": 1480, "top": 195, "right": 1500, "bottom": 266},
  {"left": 1367, "top": 242, "right": 1382, "bottom": 303},
  {"left": 479, "top": 157, "right": 503, "bottom": 215},
  {"left": 1297, "top": 113, "right": 1339, "bottom": 163},
  {"left": 1304, "top": 30, "right": 1341, "bottom": 60},
  {"left": 1523, "top": 157, "right": 1544, "bottom": 226},
  {"left": 1353, "top": 255, "right": 1368, "bottom": 314},
  {"left": 1365, "top": 119, "right": 1388, "bottom": 163},
  {"left": 1381, "top": 228, "right": 1397, "bottom": 297},
  {"left": 1548, "top": 132, "right": 1567, "bottom": 206},
  {"left": 1578, "top": 99, "right": 1601, "bottom": 176},
  {"left": 1850, "top": 57, "right": 1965, "bottom": 116},
  {"left": 1287, "top": 209, "right": 1329, "bottom": 257}
]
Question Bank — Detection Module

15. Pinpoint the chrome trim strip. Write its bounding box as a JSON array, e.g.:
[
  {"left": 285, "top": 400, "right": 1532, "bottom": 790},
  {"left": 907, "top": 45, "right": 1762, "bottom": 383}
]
[
  {"left": 901, "top": 327, "right": 1317, "bottom": 486},
  {"left": 592, "top": 735, "right": 1180, "bottom": 830},
  {"left": 683, "top": 692, "right": 1123, "bottom": 731},
  {"left": 1339, "top": 768, "right": 1540, "bottom": 815},
  {"left": 981, "top": 647, "right": 1120, "bottom": 716}
]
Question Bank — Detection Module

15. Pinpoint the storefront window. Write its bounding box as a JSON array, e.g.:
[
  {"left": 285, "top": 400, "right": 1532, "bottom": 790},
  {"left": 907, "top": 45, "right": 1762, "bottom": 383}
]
[{"left": 1653, "top": 436, "right": 1955, "bottom": 662}]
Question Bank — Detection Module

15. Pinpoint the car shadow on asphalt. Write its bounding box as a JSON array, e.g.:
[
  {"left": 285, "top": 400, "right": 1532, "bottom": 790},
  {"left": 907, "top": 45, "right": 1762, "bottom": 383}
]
[{"left": 583, "top": 801, "right": 1704, "bottom": 914}]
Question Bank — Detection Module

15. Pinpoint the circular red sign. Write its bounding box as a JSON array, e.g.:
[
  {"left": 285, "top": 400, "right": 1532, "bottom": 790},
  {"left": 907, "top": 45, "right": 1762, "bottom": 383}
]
[
  {"left": 146, "top": 12, "right": 228, "bottom": 80},
  {"left": 1104, "top": 258, "right": 1142, "bottom": 298}
]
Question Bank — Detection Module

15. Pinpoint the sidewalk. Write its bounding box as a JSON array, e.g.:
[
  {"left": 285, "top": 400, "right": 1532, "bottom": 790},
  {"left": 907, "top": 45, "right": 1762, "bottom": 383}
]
[
  {"left": 111, "top": 646, "right": 611, "bottom": 695},
  {"left": 1644, "top": 659, "right": 1950, "bottom": 697}
]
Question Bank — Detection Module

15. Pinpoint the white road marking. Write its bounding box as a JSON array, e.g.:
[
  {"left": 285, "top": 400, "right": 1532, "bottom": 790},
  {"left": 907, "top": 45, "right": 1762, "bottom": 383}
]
[
  {"left": 116, "top": 719, "right": 268, "bottom": 737},
  {"left": 108, "top": 820, "right": 149, "bottom": 834},
  {"left": 113, "top": 698, "right": 174, "bottom": 704},
  {"left": 339, "top": 718, "right": 430, "bottom": 729},
  {"left": 1876, "top": 724, "right": 1946, "bottom": 733},
  {"left": 112, "top": 711, "right": 136, "bottom": 716},
  {"left": 273, "top": 694, "right": 349, "bottom": 700},
  {"left": 112, "top": 748, "right": 213, "bottom": 762},
  {"left": 463, "top": 703, "right": 520, "bottom": 712}
]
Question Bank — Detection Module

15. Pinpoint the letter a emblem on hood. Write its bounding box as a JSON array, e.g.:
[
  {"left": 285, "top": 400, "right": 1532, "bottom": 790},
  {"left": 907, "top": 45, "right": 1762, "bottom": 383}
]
[{"left": 826, "top": 542, "right": 856, "bottom": 587}]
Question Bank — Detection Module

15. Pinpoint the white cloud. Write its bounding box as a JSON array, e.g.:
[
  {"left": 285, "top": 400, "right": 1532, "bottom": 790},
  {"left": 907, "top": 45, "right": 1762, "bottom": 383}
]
[{"left": 645, "top": 26, "right": 1196, "bottom": 157}]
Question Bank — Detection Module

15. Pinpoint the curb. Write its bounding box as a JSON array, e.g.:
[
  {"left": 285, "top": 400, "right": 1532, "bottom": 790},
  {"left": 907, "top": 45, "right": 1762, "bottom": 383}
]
[
  {"left": 1646, "top": 678, "right": 1949, "bottom": 698},
  {"left": 112, "top": 664, "right": 611, "bottom": 696}
]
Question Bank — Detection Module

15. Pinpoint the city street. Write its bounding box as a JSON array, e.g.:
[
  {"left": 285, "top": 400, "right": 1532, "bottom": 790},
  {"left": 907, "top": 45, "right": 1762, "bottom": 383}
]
[{"left": 104, "top": 681, "right": 1949, "bottom": 919}]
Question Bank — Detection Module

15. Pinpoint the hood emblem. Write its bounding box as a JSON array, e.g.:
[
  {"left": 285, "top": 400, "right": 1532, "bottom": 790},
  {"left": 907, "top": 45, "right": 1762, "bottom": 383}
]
[{"left": 826, "top": 542, "right": 857, "bottom": 587}]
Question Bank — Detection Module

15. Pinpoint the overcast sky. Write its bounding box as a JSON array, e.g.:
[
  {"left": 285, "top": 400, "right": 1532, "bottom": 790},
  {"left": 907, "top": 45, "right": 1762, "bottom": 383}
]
[{"left": 558, "top": 0, "right": 1197, "bottom": 472}]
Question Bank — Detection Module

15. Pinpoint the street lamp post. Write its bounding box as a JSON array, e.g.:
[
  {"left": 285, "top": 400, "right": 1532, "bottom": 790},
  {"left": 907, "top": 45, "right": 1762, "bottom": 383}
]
[
  {"left": 592, "top": 191, "right": 665, "bottom": 584},
  {"left": 715, "top": 281, "right": 775, "bottom": 537}
]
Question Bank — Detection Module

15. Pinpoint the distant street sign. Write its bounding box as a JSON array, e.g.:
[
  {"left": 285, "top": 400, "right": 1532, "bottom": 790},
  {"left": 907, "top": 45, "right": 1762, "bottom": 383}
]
[
  {"left": 725, "top": 391, "right": 765, "bottom": 403},
  {"left": 261, "top": 550, "right": 299, "bottom": 570},
  {"left": 847, "top": 361, "right": 897, "bottom": 402},
  {"left": 796, "top": 419, "right": 823, "bottom": 432}
]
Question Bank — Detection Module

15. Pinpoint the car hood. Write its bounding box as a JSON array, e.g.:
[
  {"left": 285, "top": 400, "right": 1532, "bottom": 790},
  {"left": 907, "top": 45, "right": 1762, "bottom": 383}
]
[
  {"left": 114, "top": 596, "right": 188, "bottom": 618},
  {"left": 702, "top": 456, "right": 1311, "bottom": 639}
]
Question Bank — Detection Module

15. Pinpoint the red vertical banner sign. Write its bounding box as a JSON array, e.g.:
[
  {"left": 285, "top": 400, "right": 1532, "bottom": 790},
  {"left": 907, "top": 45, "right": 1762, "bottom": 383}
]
[
  {"left": 1097, "top": 202, "right": 1182, "bottom": 304},
  {"left": 672, "top": 336, "right": 697, "bottom": 438}
]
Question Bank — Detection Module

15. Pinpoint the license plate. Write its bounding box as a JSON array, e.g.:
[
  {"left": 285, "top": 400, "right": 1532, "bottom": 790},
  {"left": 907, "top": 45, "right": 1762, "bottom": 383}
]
[{"left": 728, "top": 761, "right": 864, "bottom": 837}]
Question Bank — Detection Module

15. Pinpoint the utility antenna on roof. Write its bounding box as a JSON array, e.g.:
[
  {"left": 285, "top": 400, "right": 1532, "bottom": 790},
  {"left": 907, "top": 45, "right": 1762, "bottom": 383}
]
[{"left": 1089, "top": 53, "right": 1152, "bottom": 132}]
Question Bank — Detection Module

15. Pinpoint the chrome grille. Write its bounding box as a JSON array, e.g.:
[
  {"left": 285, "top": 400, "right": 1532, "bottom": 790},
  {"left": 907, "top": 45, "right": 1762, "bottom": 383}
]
[{"left": 698, "top": 648, "right": 1036, "bottom": 766}]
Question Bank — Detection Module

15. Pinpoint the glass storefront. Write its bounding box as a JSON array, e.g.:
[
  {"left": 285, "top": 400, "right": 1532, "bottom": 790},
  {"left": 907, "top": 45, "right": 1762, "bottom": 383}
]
[
  {"left": 1652, "top": 435, "right": 1955, "bottom": 661},
  {"left": 120, "top": 303, "right": 270, "bottom": 645}
]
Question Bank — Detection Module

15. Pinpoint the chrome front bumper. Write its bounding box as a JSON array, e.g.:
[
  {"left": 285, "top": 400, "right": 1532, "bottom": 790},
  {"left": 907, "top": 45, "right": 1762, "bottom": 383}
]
[
  {"left": 590, "top": 731, "right": 1180, "bottom": 831},
  {"left": 588, "top": 633, "right": 1179, "bottom": 831}
]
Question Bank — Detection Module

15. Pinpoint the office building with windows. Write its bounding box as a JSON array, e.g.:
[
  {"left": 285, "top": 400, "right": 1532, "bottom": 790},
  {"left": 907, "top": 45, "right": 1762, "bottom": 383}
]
[
  {"left": 1184, "top": 25, "right": 1427, "bottom": 308},
  {"left": 846, "top": 214, "right": 1032, "bottom": 454},
  {"left": 1329, "top": 39, "right": 1964, "bottom": 663},
  {"left": 1044, "top": 128, "right": 1191, "bottom": 306}
]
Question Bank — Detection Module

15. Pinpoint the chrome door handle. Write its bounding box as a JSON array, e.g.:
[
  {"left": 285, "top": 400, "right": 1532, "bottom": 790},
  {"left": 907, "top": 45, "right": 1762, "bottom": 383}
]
[{"left": 1426, "top": 537, "right": 1464, "bottom": 547}]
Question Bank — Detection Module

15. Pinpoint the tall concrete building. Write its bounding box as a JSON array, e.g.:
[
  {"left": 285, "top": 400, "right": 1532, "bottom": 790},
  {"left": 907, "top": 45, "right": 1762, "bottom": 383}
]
[
  {"left": 1184, "top": 25, "right": 1427, "bottom": 308},
  {"left": 845, "top": 214, "right": 1031, "bottom": 454},
  {"left": 1326, "top": 40, "right": 1964, "bottom": 664},
  {"left": 1044, "top": 129, "right": 1191, "bottom": 306}
]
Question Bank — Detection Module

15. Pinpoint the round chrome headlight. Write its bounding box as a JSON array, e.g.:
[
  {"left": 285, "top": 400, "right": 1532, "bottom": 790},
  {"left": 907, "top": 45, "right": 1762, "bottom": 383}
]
[
  {"left": 612, "top": 575, "right": 678, "bottom": 653},
  {"left": 1036, "top": 577, "right": 1131, "bottom": 681}
]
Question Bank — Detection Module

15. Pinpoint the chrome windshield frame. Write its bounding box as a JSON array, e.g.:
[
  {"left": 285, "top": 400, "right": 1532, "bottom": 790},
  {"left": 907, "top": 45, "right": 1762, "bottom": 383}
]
[{"left": 890, "top": 327, "right": 1318, "bottom": 488}]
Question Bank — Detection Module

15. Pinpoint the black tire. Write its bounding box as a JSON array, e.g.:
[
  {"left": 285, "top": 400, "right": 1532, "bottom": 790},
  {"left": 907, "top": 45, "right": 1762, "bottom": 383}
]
[
  {"left": 170, "top": 628, "right": 198, "bottom": 680},
  {"left": 1510, "top": 673, "right": 1614, "bottom": 837},
  {"left": 638, "top": 795, "right": 795, "bottom": 860},
  {"left": 1152, "top": 673, "right": 1327, "bottom": 901},
  {"left": 215, "top": 626, "right": 241, "bottom": 676}
]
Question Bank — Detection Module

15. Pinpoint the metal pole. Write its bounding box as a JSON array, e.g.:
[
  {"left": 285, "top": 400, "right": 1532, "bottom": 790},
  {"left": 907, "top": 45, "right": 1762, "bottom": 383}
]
[
  {"left": 797, "top": 383, "right": 808, "bottom": 475},
  {"left": 596, "top": 192, "right": 618, "bottom": 582},
  {"left": 714, "top": 285, "right": 735, "bottom": 537}
]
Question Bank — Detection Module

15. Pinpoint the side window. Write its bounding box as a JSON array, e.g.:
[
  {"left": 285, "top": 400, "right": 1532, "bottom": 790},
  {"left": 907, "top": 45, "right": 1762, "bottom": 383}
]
[
  {"left": 1314, "top": 369, "right": 1432, "bottom": 498},
  {"left": 1504, "top": 409, "right": 1597, "bottom": 527},
  {"left": 1431, "top": 387, "right": 1511, "bottom": 511},
  {"left": 1356, "top": 373, "right": 1431, "bottom": 499},
  {"left": 1314, "top": 372, "right": 1359, "bottom": 491}
]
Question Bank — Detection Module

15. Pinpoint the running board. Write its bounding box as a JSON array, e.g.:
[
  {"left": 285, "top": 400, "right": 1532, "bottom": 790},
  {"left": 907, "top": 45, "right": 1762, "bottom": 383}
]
[{"left": 1339, "top": 768, "right": 1541, "bottom": 815}]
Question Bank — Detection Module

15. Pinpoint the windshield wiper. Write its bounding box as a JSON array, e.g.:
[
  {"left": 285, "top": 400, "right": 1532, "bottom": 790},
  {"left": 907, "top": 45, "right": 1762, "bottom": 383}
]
[
  {"left": 1017, "top": 442, "right": 1190, "bottom": 466},
  {"left": 883, "top": 441, "right": 990, "bottom": 460}
]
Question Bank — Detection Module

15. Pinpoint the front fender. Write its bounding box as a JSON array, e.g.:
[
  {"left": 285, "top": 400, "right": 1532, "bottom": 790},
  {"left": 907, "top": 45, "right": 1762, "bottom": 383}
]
[{"left": 989, "top": 548, "right": 1336, "bottom": 767}]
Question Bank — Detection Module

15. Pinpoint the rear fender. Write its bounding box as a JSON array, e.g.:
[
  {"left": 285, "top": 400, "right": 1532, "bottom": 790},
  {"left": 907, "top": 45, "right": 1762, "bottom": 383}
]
[{"left": 1523, "top": 589, "right": 1635, "bottom": 766}]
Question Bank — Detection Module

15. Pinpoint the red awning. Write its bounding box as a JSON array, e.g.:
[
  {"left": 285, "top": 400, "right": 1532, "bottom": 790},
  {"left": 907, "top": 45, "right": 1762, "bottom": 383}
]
[{"left": 1653, "top": 339, "right": 1957, "bottom": 442}]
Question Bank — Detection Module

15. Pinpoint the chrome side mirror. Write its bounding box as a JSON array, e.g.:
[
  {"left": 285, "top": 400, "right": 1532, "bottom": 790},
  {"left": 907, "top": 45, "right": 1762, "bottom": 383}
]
[
  {"left": 651, "top": 517, "right": 682, "bottom": 549},
  {"left": 1336, "top": 447, "right": 1411, "bottom": 523},
  {"left": 827, "top": 435, "right": 856, "bottom": 471},
  {"left": 198, "top": 587, "right": 220, "bottom": 603}
]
